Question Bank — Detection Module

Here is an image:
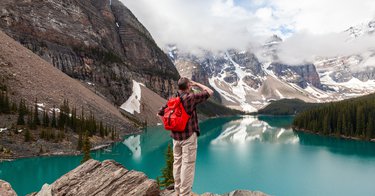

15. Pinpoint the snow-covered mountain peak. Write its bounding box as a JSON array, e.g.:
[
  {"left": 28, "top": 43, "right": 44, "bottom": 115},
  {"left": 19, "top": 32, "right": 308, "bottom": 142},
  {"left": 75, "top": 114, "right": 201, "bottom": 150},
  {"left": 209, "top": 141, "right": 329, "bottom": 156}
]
[{"left": 166, "top": 18, "right": 375, "bottom": 112}]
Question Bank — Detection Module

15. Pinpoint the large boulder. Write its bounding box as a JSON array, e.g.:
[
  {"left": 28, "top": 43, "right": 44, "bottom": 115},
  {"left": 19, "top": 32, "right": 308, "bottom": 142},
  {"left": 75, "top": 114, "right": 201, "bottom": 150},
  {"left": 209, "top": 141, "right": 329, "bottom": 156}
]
[
  {"left": 0, "top": 179, "right": 17, "bottom": 196},
  {"left": 29, "top": 159, "right": 159, "bottom": 196}
]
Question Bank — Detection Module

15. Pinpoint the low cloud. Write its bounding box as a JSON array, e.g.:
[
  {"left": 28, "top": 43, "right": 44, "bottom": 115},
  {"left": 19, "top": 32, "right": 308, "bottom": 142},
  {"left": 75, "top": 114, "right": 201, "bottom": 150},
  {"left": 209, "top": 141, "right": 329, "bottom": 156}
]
[
  {"left": 277, "top": 32, "right": 375, "bottom": 65},
  {"left": 120, "top": 0, "right": 375, "bottom": 62},
  {"left": 121, "top": 0, "right": 285, "bottom": 52}
]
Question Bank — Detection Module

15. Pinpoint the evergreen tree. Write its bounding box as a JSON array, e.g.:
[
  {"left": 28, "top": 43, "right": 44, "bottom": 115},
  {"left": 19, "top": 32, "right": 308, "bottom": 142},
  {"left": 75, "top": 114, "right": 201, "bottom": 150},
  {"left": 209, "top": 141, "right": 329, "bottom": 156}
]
[
  {"left": 111, "top": 128, "right": 115, "bottom": 140},
  {"left": 0, "top": 91, "right": 11, "bottom": 114},
  {"left": 39, "top": 145, "right": 44, "bottom": 154},
  {"left": 17, "top": 108, "right": 25, "bottom": 125},
  {"left": 293, "top": 93, "right": 375, "bottom": 140},
  {"left": 81, "top": 132, "right": 91, "bottom": 164},
  {"left": 17, "top": 99, "right": 27, "bottom": 125},
  {"left": 70, "top": 107, "right": 77, "bottom": 131},
  {"left": 27, "top": 111, "right": 36, "bottom": 130},
  {"left": 104, "top": 124, "right": 108, "bottom": 137},
  {"left": 366, "top": 116, "right": 374, "bottom": 140},
  {"left": 40, "top": 129, "right": 46, "bottom": 140},
  {"left": 11, "top": 102, "right": 17, "bottom": 113},
  {"left": 336, "top": 113, "right": 342, "bottom": 136},
  {"left": 77, "top": 130, "right": 83, "bottom": 150},
  {"left": 51, "top": 107, "right": 57, "bottom": 128},
  {"left": 342, "top": 114, "right": 347, "bottom": 135},
  {"left": 33, "top": 99, "right": 41, "bottom": 126},
  {"left": 99, "top": 121, "right": 104, "bottom": 138},
  {"left": 42, "top": 110, "right": 50, "bottom": 127},
  {"left": 80, "top": 106, "right": 85, "bottom": 133},
  {"left": 24, "top": 129, "right": 31, "bottom": 142},
  {"left": 356, "top": 106, "right": 365, "bottom": 137},
  {"left": 157, "top": 143, "right": 174, "bottom": 189},
  {"left": 0, "top": 91, "right": 4, "bottom": 113}
]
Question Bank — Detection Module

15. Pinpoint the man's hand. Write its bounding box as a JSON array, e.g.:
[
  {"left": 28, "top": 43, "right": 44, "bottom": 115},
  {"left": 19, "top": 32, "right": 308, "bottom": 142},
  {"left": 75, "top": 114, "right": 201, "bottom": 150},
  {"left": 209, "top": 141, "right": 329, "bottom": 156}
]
[{"left": 190, "top": 80, "right": 214, "bottom": 96}]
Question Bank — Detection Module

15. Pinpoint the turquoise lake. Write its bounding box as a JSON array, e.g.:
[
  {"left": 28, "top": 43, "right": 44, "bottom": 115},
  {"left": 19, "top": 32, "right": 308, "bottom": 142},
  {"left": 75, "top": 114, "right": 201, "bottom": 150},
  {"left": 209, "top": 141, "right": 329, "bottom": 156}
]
[{"left": 1, "top": 115, "right": 375, "bottom": 196}]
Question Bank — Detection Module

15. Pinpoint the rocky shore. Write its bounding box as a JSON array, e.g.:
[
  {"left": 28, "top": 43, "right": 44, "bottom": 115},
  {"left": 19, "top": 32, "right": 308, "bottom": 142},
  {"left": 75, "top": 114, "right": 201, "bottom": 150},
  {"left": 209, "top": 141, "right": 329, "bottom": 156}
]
[
  {"left": 1, "top": 159, "right": 268, "bottom": 196},
  {"left": 0, "top": 127, "right": 124, "bottom": 161},
  {"left": 293, "top": 128, "right": 375, "bottom": 142}
]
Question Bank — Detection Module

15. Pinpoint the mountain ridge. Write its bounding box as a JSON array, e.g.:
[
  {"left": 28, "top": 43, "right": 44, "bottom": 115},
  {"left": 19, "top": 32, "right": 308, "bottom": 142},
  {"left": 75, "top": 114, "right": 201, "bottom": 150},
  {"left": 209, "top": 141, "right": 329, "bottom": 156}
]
[
  {"left": 0, "top": 0, "right": 179, "bottom": 106},
  {"left": 167, "top": 17, "right": 375, "bottom": 112}
]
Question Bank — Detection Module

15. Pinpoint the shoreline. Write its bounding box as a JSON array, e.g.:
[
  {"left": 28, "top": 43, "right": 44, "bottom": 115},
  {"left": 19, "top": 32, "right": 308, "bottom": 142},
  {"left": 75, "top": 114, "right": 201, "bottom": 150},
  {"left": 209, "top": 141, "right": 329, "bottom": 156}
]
[
  {"left": 0, "top": 138, "right": 125, "bottom": 162},
  {"left": 0, "top": 127, "right": 141, "bottom": 162},
  {"left": 292, "top": 126, "right": 375, "bottom": 142}
]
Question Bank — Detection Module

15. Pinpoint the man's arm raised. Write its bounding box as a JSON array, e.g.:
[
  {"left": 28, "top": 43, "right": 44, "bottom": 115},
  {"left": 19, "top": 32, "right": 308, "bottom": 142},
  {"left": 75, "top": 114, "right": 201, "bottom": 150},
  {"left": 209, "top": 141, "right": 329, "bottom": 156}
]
[{"left": 190, "top": 81, "right": 214, "bottom": 96}]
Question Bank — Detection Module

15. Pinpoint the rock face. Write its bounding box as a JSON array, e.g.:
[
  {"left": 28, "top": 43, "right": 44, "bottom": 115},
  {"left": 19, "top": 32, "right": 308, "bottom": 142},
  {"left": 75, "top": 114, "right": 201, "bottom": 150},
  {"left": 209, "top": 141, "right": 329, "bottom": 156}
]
[
  {"left": 268, "top": 63, "right": 322, "bottom": 89},
  {"left": 169, "top": 47, "right": 264, "bottom": 103},
  {"left": 0, "top": 0, "right": 179, "bottom": 105},
  {"left": 29, "top": 159, "right": 159, "bottom": 196},
  {"left": 0, "top": 180, "right": 17, "bottom": 196},
  {"left": 0, "top": 29, "right": 135, "bottom": 132}
]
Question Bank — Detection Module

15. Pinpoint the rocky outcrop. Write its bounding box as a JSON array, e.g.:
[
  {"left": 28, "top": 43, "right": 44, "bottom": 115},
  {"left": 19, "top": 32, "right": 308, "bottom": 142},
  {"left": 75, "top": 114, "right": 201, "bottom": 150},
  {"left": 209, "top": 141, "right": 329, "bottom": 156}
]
[
  {"left": 27, "top": 159, "right": 267, "bottom": 196},
  {"left": 268, "top": 63, "right": 322, "bottom": 89},
  {"left": 202, "top": 190, "right": 268, "bottom": 196},
  {"left": 29, "top": 159, "right": 159, "bottom": 196},
  {"left": 0, "top": 180, "right": 17, "bottom": 196},
  {"left": 0, "top": 0, "right": 179, "bottom": 105},
  {"left": 160, "top": 189, "right": 268, "bottom": 196}
]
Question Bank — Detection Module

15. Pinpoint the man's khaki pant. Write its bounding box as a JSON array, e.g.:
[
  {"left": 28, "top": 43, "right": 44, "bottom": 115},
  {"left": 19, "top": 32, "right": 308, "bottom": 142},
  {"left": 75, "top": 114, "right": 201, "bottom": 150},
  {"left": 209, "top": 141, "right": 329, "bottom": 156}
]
[{"left": 173, "top": 132, "right": 198, "bottom": 196}]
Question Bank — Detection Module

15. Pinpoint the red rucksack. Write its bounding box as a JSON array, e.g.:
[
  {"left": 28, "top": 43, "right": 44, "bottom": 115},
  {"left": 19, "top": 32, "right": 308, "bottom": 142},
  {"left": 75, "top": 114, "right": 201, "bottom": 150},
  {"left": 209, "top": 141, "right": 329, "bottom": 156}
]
[{"left": 162, "top": 95, "right": 190, "bottom": 132}]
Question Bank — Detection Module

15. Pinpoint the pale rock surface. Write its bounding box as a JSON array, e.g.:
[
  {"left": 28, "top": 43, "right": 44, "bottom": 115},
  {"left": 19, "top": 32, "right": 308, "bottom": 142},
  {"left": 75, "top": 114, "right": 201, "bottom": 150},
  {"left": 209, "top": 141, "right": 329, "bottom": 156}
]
[
  {"left": 29, "top": 159, "right": 159, "bottom": 196},
  {"left": 0, "top": 179, "right": 17, "bottom": 196}
]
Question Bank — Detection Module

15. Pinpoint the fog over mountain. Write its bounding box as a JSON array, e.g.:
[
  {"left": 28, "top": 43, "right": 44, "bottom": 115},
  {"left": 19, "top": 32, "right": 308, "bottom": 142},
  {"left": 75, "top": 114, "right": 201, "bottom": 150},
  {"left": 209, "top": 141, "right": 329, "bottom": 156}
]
[
  {"left": 122, "top": 0, "right": 375, "bottom": 63},
  {"left": 276, "top": 31, "right": 375, "bottom": 65}
]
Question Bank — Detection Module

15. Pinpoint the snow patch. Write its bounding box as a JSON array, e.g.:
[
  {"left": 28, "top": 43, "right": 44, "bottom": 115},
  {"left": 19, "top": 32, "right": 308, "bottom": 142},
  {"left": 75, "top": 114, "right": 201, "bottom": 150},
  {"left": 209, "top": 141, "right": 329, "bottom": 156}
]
[
  {"left": 304, "top": 84, "right": 330, "bottom": 98},
  {"left": 341, "top": 78, "right": 375, "bottom": 89},
  {"left": 120, "top": 80, "right": 145, "bottom": 114},
  {"left": 208, "top": 78, "right": 236, "bottom": 103},
  {"left": 275, "top": 89, "right": 284, "bottom": 98}
]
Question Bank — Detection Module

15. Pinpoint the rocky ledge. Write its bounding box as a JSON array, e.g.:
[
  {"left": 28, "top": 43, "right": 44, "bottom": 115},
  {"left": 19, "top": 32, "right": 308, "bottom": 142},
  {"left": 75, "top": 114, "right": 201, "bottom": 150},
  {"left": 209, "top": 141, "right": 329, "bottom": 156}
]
[
  {"left": 0, "top": 179, "right": 17, "bottom": 196},
  {"left": 3, "top": 159, "right": 267, "bottom": 196},
  {"left": 28, "top": 159, "right": 159, "bottom": 196}
]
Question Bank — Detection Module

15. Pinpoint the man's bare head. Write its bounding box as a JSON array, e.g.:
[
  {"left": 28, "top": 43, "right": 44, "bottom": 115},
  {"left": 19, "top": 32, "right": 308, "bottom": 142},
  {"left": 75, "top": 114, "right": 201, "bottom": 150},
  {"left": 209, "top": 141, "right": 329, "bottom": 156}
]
[{"left": 178, "top": 77, "right": 190, "bottom": 91}]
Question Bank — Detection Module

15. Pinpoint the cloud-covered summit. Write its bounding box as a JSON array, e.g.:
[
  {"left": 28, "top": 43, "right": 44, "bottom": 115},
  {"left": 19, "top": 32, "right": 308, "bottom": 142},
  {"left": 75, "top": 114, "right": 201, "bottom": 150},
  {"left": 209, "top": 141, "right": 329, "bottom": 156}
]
[{"left": 122, "top": 0, "right": 375, "bottom": 63}]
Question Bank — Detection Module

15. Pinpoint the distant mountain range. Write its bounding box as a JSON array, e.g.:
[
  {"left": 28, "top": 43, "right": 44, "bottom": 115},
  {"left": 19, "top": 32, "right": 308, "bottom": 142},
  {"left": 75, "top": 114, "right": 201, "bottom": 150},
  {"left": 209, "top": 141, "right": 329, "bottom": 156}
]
[{"left": 167, "top": 18, "right": 375, "bottom": 112}]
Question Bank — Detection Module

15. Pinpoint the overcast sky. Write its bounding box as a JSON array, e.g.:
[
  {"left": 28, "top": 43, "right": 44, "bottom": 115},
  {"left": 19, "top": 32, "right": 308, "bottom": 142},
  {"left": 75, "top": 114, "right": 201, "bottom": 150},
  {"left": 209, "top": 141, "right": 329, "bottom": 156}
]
[{"left": 121, "top": 0, "right": 375, "bottom": 63}]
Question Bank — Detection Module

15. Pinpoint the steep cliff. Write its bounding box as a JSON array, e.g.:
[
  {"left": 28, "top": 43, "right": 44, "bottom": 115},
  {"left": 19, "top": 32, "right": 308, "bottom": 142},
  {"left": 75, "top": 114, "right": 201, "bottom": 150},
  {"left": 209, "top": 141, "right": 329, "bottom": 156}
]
[
  {"left": 0, "top": 29, "right": 137, "bottom": 158},
  {"left": 0, "top": 0, "right": 179, "bottom": 106},
  {"left": 268, "top": 63, "right": 322, "bottom": 89}
]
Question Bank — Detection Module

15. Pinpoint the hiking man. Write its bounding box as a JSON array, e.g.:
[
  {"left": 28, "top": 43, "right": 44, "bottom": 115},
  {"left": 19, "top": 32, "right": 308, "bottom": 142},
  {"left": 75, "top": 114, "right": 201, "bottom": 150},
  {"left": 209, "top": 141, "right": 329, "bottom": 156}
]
[{"left": 158, "top": 77, "right": 213, "bottom": 196}]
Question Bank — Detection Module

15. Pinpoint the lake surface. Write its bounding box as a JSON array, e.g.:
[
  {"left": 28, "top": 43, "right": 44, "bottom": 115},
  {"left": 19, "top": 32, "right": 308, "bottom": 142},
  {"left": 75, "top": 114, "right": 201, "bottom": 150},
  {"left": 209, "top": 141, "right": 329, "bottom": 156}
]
[{"left": 1, "top": 115, "right": 375, "bottom": 196}]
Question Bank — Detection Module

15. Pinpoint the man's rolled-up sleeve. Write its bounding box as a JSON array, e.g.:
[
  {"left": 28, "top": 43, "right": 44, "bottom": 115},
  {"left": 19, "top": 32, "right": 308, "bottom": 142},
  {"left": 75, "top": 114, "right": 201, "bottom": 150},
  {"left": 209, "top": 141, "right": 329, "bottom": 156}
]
[{"left": 193, "top": 90, "right": 210, "bottom": 106}]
